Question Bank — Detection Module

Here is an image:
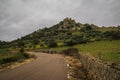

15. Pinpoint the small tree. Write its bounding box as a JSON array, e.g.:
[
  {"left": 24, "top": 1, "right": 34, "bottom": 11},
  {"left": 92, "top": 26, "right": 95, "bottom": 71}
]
[
  {"left": 81, "top": 24, "right": 93, "bottom": 32},
  {"left": 64, "top": 39, "right": 77, "bottom": 46},
  {"left": 46, "top": 40, "right": 57, "bottom": 48},
  {"left": 103, "top": 30, "right": 120, "bottom": 40},
  {"left": 32, "top": 39, "right": 39, "bottom": 49},
  {"left": 18, "top": 41, "right": 25, "bottom": 53}
]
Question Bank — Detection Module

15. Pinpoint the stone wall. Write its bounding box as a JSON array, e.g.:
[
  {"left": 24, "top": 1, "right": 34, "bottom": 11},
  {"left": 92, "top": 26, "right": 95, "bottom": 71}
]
[
  {"left": 36, "top": 49, "right": 120, "bottom": 80},
  {"left": 79, "top": 52, "right": 120, "bottom": 80}
]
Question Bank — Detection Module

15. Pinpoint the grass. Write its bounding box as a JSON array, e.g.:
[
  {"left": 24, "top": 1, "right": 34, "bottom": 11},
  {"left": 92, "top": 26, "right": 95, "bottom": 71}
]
[
  {"left": 0, "top": 49, "right": 29, "bottom": 65},
  {"left": 52, "top": 40, "right": 120, "bottom": 63},
  {"left": 74, "top": 40, "right": 120, "bottom": 63},
  {"left": 0, "top": 49, "right": 10, "bottom": 54}
]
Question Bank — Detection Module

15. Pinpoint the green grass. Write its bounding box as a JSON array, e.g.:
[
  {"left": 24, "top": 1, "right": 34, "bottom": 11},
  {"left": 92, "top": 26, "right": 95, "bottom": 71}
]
[
  {"left": 0, "top": 49, "right": 10, "bottom": 54},
  {"left": 74, "top": 40, "right": 120, "bottom": 63},
  {"left": 52, "top": 40, "right": 120, "bottom": 63}
]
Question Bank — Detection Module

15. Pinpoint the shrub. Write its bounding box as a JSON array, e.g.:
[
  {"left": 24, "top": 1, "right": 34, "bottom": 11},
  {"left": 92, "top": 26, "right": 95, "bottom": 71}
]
[
  {"left": 103, "top": 30, "right": 120, "bottom": 40},
  {"left": 64, "top": 39, "right": 77, "bottom": 46},
  {"left": 46, "top": 40, "right": 57, "bottom": 48},
  {"left": 20, "top": 47, "right": 24, "bottom": 53},
  {"left": 81, "top": 24, "right": 93, "bottom": 32},
  {"left": 0, "top": 52, "right": 29, "bottom": 65},
  {"left": 0, "top": 55, "right": 17, "bottom": 64},
  {"left": 0, "top": 49, "right": 10, "bottom": 54},
  {"left": 61, "top": 47, "right": 79, "bottom": 57},
  {"left": 36, "top": 45, "right": 41, "bottom": 49}
]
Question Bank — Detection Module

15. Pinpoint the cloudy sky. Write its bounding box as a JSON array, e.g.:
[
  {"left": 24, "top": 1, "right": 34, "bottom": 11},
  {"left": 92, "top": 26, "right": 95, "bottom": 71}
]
[{"left": 0, "top": 0, "right": 120, "bottom": 41}]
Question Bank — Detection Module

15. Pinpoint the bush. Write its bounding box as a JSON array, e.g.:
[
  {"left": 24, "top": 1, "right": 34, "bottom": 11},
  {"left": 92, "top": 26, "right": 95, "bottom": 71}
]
[
  {"left": 103, "top": 30, "right": 120, "bottom": 40},
  {"left": 81, "top": 24, "right": 93, "bottom": 32},
  {"left": 64, "top": 39, "right": 77, "bottom": 46},
  {"left": 0, "top": 55, "right": 17, "bottom": 64},
  {"left": 0, "top": 52, "right": 29, "bottom": 65},
  {"left": 46, "top": 40, "right": 57, "bottom": 48},
  {"left": 61, "top": 48, "right": 79, "bottom": 57},
  {"left": 0, "top": 49, "right": 10, "bottom": 54},
  {"left": 20, "top": 47, "right": 24, "bottom": 53}
]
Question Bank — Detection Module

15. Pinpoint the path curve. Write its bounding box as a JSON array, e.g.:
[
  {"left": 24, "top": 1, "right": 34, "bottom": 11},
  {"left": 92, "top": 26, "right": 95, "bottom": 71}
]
[{"left": 0, "top": 52, "right": 68, "bottom": 80}]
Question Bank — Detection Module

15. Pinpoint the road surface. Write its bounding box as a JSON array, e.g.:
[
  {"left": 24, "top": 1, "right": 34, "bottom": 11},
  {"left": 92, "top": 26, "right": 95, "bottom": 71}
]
[{"left": 0, "top": 52, "right": 68, "bottom": 80}]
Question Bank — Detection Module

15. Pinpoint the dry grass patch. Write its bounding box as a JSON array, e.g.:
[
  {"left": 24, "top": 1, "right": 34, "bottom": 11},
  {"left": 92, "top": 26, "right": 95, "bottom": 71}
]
[
  {"left": 65, "top": 56, "right": 87, "bottom": 80},
  {"left": 0, "top": 58, "right": 34, "bottom": 72}
]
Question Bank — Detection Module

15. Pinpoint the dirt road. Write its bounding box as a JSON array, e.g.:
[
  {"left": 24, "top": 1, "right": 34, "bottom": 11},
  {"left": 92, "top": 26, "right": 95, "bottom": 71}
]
[{"left": 0, "top": 52, "right": 68, "bottom": 80}]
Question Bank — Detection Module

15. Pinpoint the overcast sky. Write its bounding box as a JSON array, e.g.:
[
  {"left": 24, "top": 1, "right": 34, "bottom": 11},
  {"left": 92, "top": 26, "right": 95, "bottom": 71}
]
[{"left": 0, "top": 0, "right": 120, "bottom": 41}]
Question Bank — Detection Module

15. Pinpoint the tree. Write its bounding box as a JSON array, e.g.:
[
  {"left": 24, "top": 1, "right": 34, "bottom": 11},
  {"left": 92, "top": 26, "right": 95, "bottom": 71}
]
[
  {"left": 64, "top": 39, "right": 77, "bottom": 46},
  {"left": 103, "top": 30, "right": 120, "bottom": 40},
  {"left": 18, "top": 41, "right": 25, "bottom": 53},
  {"left": 46, "top": 40, "right": 57, "bottom": 48},
  {"left": 81, "top": 24, "right": 93, "bottom": 32},
  {"left": 32, "top": 39, "right": 39, "bottom": 49}
]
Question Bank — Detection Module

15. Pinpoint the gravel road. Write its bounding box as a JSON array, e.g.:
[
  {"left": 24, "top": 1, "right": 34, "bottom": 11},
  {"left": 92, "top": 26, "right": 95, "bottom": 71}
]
[{"left": 0, "top": 52, "right": 68, "bottom": 80}]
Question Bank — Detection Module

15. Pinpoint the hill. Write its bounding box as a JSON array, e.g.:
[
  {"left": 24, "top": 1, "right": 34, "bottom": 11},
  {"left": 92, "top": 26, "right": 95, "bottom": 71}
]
[{"left": 0, "top": 17, "right": 120, "bottom": 49}]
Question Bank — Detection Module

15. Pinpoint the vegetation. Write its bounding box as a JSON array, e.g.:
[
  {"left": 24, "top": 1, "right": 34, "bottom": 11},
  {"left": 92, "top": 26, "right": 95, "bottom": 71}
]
[
  {"left": 1, "top": 17, "right": 119, "bottom": 49},
  {"left": 51, "top": 40, "right": 120, "bottom": 63},
  {"left": 18, "top": 41, "right": 25, "bottom": 53},
  {"left": 0, "top": 49, "right": 29, "bottom": 65},
  {"left": 0, "top": 17, "right": 119, "bottom": 64}
]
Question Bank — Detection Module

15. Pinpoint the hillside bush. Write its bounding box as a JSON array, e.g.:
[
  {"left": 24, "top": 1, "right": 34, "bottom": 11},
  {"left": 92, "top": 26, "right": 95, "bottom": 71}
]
[
  {"left": 46, "top": 40, "right": 57, "bottom": 48},
  {"left": 0, "top": 51, "right": 29, "bottom": 65},
  {"left": 61, "top": 47, "right": 79, "bottom": 57}
]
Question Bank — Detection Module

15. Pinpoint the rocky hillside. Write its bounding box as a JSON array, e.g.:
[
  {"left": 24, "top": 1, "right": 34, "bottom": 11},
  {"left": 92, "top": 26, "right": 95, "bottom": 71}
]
[{"left": 0, "top": 17, "right": 120, "bottom": 49}]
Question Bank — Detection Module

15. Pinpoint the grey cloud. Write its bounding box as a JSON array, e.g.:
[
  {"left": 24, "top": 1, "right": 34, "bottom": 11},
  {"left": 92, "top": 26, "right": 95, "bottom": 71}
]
[{"left": 0, "top": 0, "right": 120, "bottom": 41}]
